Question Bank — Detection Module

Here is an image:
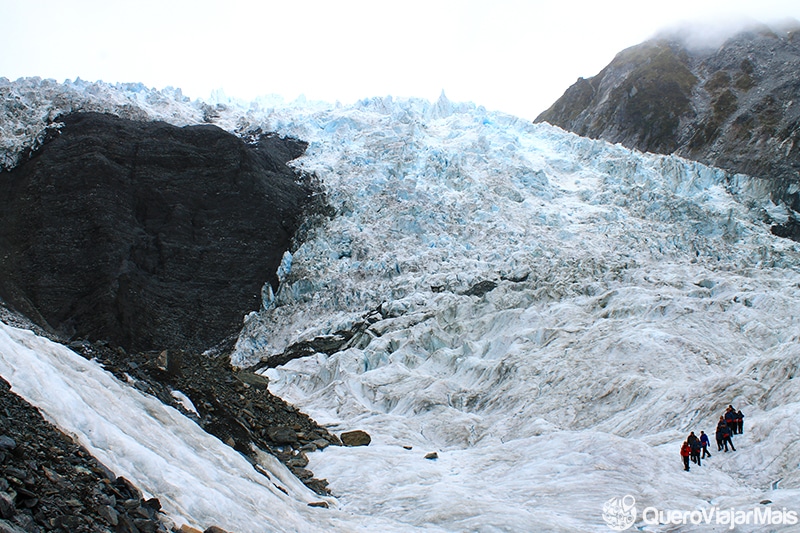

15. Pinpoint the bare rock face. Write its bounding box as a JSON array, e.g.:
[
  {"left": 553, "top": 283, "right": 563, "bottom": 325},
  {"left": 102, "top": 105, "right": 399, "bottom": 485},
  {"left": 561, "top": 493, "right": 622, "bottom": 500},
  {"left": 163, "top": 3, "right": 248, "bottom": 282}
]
[
  {"left": 538, "top": 39, "right": 699, "bottom": 154},
  {"left": 0, "top": 111, "right": 315, "bottom": 352},
  {"left": 536, "top": 21, "right": 800, "bottom": 212}
]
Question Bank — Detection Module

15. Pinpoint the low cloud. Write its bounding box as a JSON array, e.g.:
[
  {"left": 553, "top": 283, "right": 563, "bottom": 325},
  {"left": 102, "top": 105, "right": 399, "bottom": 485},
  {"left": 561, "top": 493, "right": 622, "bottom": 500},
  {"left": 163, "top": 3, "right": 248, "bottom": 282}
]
[{"left": 654, "top": 15, "right": 800, "bottom": 50}]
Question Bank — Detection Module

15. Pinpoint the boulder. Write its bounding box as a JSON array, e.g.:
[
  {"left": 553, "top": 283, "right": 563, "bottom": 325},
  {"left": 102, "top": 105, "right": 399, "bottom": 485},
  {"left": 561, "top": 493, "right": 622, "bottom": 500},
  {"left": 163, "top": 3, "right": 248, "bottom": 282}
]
[
  {"left": 235, "top": 371, "right": 270, "bottom": 390},
  {"left": 341, "top": 430, "right": 371, "bottom": 447},
  {"left": 98, "top": 504, "right": 119, "bottom": 526},
  {"left": 312, "top": 438, "right": 331, "bottom": 449},
  {"left": 267, "top": 426, "right": 298, "bottom": 445},
  {"left": 0, "top": 492, "right": 14, "bottom": 519},
  {"left": 308, "top": 501, "right": 329, "bottom": 508},
  {"left": 0, "top": 519, "right": 28, "bottom": 533}
]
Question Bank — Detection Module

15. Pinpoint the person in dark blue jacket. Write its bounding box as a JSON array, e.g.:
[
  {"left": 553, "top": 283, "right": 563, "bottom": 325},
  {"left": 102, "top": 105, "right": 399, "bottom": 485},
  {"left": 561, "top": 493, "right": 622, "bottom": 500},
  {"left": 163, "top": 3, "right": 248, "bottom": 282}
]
[
  {"left": 724, "top": 406, "right": 737, "bottom": 433},
  {"left": 699, "top": 430, "right": 711, "bottom": 458},
  {"left": 736, "top": 409, "right": 744, "bottom": 435}
]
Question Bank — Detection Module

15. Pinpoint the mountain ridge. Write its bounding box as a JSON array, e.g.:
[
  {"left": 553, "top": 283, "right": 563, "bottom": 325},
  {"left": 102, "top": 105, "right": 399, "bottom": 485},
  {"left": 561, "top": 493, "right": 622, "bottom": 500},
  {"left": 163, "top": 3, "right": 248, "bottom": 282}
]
[{"left": 535, "top": 21, "right": 800, "bottom": 213}]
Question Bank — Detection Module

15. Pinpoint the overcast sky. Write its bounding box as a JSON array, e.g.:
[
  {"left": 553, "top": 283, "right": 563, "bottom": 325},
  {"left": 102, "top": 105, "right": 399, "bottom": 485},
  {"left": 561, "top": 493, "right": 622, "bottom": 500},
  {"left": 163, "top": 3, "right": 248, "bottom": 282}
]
[{"left": 2, "top": 0, "right": 800, "bottom": 120}]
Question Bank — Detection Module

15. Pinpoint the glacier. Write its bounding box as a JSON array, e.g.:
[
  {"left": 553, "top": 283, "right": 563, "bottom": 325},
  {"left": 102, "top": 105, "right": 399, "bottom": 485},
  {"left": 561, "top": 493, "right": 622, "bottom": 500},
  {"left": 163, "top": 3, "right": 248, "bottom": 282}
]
[{"left": 1, "top": 79, "right": 800, "bottom": 532}]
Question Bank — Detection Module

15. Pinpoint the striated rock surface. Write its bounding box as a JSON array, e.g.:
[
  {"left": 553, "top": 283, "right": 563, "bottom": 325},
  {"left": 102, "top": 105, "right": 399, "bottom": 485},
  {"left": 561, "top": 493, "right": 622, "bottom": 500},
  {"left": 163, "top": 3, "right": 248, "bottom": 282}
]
[
  {"left": 536, "top": 21, "right": 800, "bottom": 211},
  {"left": 0, "top": 111, "right": 316, "bottom": 353}
]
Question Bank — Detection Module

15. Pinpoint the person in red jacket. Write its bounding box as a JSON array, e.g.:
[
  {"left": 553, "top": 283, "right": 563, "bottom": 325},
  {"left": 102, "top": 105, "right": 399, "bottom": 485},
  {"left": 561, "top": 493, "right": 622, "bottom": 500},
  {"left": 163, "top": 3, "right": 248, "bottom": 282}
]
[{"left": 680, "top": 441, "right": 691, "bottom": 471}]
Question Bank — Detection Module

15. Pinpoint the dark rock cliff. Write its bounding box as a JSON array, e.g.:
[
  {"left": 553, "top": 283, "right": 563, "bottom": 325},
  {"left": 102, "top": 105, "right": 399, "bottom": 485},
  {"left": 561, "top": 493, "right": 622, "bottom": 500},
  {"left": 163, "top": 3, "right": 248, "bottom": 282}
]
[
  {"left": 536, "top": 21, "right": 800, "bottom": 210},
  {"left": 0, "top": 112, "right": 315, "bottom": 353}
]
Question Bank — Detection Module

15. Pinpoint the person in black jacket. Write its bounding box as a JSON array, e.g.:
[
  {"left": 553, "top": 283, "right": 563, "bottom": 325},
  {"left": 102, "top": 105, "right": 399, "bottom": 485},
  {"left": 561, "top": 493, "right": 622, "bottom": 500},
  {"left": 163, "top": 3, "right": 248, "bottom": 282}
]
[
  {"left": 736, "top": 409, "right": 744, "bottom": 435},
  {"left": 687, "top": 432, "right": 702, "bottom": 465},
  {"left": 715, "top": 417, "right": 726, "bottom": 451},
  {"left": 718, "top": 418, "right": 736, "bottom": 452}
]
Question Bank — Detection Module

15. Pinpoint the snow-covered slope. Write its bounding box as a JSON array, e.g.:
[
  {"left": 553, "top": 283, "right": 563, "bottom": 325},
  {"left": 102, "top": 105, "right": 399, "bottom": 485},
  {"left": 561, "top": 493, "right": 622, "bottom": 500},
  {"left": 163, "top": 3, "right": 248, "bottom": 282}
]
[
  {"left": 2, "top": 79, "right": 800, "bottom": 531},
  {"left": 0, "top": 322, "right": 337, "bottom": 532},
  {"left": 230, "top": 94, "right": 800, "bottom": 531}
]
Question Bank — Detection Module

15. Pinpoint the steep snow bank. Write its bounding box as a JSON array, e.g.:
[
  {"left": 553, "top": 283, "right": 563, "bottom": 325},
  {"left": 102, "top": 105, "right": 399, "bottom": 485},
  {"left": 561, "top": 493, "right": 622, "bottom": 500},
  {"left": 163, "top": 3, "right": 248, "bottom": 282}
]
[{"left": 0, "top": 323, "right": 339, "bottom": 532}]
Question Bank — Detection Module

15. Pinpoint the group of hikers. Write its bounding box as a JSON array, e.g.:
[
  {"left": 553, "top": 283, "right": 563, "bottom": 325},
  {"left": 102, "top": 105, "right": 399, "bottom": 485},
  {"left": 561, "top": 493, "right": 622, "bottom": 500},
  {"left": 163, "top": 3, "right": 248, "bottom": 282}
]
[{"left": 680, "top": 405, "right": 744, "bottom": 471}]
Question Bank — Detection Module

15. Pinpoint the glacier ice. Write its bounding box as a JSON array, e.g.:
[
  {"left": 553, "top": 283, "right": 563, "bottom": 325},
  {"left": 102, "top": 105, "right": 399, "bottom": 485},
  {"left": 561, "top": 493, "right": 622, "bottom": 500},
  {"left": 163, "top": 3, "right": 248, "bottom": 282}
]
[
  {"left": 230, "top": 95, "right": 800, "bottom": 531},
  {"left": 2, "top": 79, "right": 800, "bottom": 531}
]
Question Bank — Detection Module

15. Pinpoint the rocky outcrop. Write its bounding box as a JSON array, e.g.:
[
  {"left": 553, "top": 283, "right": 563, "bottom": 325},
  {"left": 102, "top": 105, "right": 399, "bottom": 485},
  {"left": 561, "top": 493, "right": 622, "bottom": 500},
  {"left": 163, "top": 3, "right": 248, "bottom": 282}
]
[
  {"left": 0, "top": 376, "right": 171, "bottom": 533},
  {"left": 0, "top": 111, "right": 317, "bottom": 353},
  {"left": 67, "top": 339, "right": 340, "bottom": 496},
  {"left": 536, "top": 21, "right": 800, "bottom": 211}
]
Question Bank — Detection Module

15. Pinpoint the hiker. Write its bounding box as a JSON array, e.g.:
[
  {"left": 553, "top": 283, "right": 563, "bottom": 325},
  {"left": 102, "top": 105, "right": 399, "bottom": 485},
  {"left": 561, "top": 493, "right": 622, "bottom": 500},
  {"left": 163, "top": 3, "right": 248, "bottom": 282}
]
[
  {"left": 725, "top": 406, "right": 737, "bottom": 434},
  {"left": 687, "top": 432, "right": 701, "bottom": 465},
  {"left": 736, "top": 409, "right": 744, "bottom": 435},
  {"left": 699, "top": 430, "right": 712, "bottom": 458},
  {"left": 716, "top": 417, "right": 726, "bottom": 451},
  {"left": 680, "top": 441, "right": 691, "bottom": 471},
  {"left": 719, "top": 419, "right": 736, "bottom": 452}
]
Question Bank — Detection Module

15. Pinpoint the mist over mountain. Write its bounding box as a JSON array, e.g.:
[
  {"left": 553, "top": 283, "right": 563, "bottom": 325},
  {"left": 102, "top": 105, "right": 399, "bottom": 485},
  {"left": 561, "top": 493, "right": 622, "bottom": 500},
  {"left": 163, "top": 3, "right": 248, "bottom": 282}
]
[{"left": 536, "top": 20, "right": 800, "bottom": 220}]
